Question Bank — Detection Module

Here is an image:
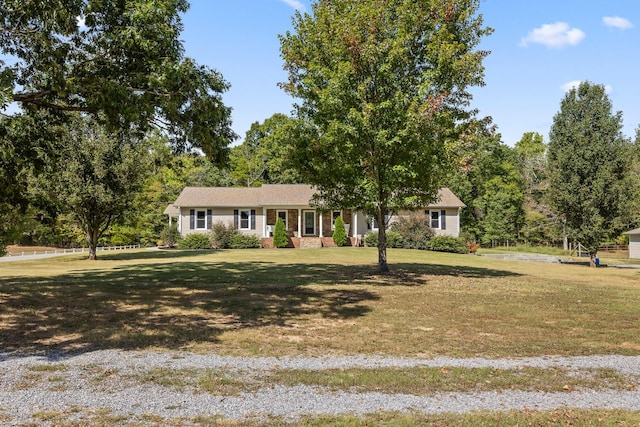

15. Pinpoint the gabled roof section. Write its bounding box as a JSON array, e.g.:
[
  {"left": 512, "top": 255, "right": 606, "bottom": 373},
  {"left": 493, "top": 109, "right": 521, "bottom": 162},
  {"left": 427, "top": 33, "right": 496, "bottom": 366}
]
[
  {"left": 259, "top": 184, "right": 317, "bottom": 206},
  {"left": 434, "top": 188, "right": 466, "bottom": 208},
  {"left": 163, "top": 204, "right": 180, "bottom": 216},
  {"left": 174, "top": 186, "right": 262, "bottom": 207},
  {"left": 624, "top": 228, "right": 640, "bottom": 235}
]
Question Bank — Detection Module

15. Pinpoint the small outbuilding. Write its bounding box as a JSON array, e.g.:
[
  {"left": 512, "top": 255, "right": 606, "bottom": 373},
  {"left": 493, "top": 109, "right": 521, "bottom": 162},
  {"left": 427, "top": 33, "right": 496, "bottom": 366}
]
[{"left": 624, "top": 228, "right": 640, "bottom": 259}]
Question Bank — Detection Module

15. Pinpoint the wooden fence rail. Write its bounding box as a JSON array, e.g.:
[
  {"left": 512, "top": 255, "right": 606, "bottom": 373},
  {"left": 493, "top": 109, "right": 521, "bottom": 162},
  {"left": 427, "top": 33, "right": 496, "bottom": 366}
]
[{"left": 6, "top": 244, "right": 141, "bottom": 257}]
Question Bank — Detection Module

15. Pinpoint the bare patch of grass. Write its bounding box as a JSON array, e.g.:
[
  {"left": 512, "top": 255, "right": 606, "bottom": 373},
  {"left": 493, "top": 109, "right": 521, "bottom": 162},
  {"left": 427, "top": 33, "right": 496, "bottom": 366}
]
[
  {"left": 27, "top": 363, "right": 68, "bottom": 372},
  {"left": 135, "top": 367, "right": 249, "bottom": 395},
  {"left": 130, "top": 365, "right": 637, "bottom": 396},
  {"left": 12, "top": 364, "right": 70, "bottom": 391},
  {"left": 267, "top": 366, "right": 636, "bottom": 394}
]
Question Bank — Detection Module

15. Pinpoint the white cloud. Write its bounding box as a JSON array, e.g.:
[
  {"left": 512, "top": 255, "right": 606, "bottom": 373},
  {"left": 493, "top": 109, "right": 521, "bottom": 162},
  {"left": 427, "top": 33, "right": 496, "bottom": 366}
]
[
  {"left": 603, "top": 16, "right": 634, "bottom": 30},
  {"left": 280, "top": 0, "right": 305, "bottom": 11},
  {"left": 520, "top": 22, "right": 586, "bottom": 48},
  {"left": 561, "top": 80, "right": 612, "bottom": 94}
]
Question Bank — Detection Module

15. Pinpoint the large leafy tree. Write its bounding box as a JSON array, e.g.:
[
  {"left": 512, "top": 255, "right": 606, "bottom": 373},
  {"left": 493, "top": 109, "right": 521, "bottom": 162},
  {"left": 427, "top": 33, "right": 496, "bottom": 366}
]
[
  {"left": 0, "top": 110, "right": 69, "bottom": 254},
  {"left": 0, "top": 0, "right": 235, "bottom": 251},
  {"left": 514, "top": 132, "right": 546, "bottom": 199},
  {"left": 628, "top": 132, "right": 640, "bottom": 229},
  {"left": 280, "top": 0, "right": 491, "bottom": 272},
  {"left": 446, "top": 129, "right": 524, "bottom": 244},
  {"left": 34, "top": 114, "right": 151, "bottom": 260},
  {"left": 229, "top": 113, "right": 302, "bottom": 187},
  {"left": 0, "top": 0, "right": 235, "bottom": 159},
  {"left": 547, "top": 82, "right": 630, "bottom": 266},
  {"left": 478, "top": 176, "right": 523, "bottom": 245}
]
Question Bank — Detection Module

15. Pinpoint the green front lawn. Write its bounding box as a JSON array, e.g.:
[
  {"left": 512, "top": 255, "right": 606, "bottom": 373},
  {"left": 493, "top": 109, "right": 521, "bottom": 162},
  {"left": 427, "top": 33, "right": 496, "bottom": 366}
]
[{"left": 1, "top": 247, "right": 639, "bottom": 357}]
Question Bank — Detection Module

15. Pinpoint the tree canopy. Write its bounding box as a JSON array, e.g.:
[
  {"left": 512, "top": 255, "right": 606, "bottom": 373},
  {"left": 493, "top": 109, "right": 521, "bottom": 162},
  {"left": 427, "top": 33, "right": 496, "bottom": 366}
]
[
  {"left": 547, "top": 81, "right": 630, "bottom": 266},
  {"left": 229, "top": 113, "right": 301, "bottom": 187},
  {"left": 0, "top": 0, "right": 235, "bottom": 160},
  {"left": 280, "top": 0, "right": 491, "bottom": 272},
  {"left": 33, "top": 114, "right": 151, "bottom": 260}
]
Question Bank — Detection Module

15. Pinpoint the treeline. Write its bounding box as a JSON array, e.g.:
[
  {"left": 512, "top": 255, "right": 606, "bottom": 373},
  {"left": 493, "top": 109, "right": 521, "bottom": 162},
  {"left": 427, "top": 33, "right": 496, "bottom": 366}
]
[
  {"left": 6, "top": 113, "right": 302, "bottom": 251},
  {"left": 11, "top": 109, "right": 639, "bottom": 253}
]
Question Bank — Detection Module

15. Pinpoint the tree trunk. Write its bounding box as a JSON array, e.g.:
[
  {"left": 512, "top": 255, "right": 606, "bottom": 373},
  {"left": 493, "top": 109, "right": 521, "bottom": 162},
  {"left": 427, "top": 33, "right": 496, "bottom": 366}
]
[
  {"left": 87, "top": 229, "right": 98, "bottom": 260},
  {"left": 377, "top": 211, "right": 389, "bottom": 273}
]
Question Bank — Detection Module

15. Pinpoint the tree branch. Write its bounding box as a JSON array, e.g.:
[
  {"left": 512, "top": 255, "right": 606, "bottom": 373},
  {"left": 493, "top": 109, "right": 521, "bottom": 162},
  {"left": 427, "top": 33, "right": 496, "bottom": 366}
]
[{"left": 12, "top": 91, "right": 95, "bottom": 112}]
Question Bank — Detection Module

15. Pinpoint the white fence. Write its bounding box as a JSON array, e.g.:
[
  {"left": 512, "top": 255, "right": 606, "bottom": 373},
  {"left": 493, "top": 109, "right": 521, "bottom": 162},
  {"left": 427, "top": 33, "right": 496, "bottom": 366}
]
[{"left": 6, "top": 244, "right": 141, "bottom": 257}]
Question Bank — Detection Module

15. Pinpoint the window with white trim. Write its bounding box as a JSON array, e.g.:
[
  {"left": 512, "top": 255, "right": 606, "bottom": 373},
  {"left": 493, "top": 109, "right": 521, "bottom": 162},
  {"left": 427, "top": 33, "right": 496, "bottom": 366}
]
[
  {"left": 430, "top": 210, "right": 440, "bottom": 229},
  {"left": 196, "top": 210, "right": 207, "bottom": 229},
  {"left": 239, "top": 209, "right": 251, "bottom": 230}
]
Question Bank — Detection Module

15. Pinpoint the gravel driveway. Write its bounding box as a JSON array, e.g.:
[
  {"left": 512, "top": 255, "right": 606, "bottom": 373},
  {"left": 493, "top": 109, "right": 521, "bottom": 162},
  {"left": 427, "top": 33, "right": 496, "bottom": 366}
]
[{"left": 1, "top": 350, "right": 639, "bottom": 425}]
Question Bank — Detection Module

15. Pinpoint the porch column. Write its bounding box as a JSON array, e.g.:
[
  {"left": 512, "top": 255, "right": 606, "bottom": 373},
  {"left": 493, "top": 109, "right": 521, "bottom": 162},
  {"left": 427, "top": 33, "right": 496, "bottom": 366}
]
[
  {"left": 319, "top": 212, "right": 323, "bottom": 237},
  {"left": 457, "top": 207, "right": 461, "bottom": 237},
  {"left": 298, "top": 208, "right": 302, "bottom": 237},
  {"left": 353, "top": 210, "right": 358, "bottom": 240},
  {"left": 262, "top": 207, "right": 267, "bottom": 237}
]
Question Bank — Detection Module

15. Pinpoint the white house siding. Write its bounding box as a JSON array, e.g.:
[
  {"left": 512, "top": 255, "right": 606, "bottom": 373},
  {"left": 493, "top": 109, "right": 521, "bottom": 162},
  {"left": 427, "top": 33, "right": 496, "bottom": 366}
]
[
  {"left": 629, "top": 235, "right": 640, "bottom": 259},
  {"left": 179, "top": 207, "right": 263, "bottom": 236},
  {"left": 352, "top": 209, "right": 462, "bottom": 238},
  {"left": 433, "top": 209, "right": 461, "bottom": 237}
]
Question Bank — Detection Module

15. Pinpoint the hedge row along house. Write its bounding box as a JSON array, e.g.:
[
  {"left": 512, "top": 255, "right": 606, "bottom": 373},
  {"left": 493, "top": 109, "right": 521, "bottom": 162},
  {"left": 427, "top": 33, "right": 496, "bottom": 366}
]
[{"left": 164, "top": 184, "right": 465, "bottom": 248}]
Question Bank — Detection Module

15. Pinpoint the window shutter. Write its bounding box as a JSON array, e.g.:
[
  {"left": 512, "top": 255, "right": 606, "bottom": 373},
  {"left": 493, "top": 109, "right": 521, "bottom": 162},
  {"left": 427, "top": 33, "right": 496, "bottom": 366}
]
[
  {"left": 441, "top": 210, "right": 446, "bottom": 230},
  {"left": 207, "top": 210, "right": 212, "bottom": 229},
  {"left": 234, "top": 210, "right": 239, "bottom": 229},
  {"left": 251, "top": 209, "right": 256, "bottom": 230},
  {"left": 190, "top": 209, "right": 195, "bottom": 230}
]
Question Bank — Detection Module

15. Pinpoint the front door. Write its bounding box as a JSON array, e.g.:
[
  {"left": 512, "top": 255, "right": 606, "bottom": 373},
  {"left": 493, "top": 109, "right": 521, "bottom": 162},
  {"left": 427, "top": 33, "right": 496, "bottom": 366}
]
[{"left": 303, "top": 211, "right": 316, "bottom": 236}]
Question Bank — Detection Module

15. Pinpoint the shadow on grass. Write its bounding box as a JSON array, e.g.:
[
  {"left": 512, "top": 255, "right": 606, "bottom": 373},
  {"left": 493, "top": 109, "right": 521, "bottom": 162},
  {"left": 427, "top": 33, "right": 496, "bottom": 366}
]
[
  {"left": 0, "top": 258, "right": 520, "bottom": 355},
  {"left": 96, "top": 248, "right": 218, "bottom": 261}
]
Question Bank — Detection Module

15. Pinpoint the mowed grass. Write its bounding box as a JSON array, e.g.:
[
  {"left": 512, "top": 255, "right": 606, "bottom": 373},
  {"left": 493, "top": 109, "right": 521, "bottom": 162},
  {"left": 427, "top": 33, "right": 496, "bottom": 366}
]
[{"left": 0, "top": 247, "right": 639, "bottom": 357}]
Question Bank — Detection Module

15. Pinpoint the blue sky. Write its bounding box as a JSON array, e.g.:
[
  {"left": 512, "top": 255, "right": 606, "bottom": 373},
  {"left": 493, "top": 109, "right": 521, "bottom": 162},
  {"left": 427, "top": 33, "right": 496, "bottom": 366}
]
[{"left": 181, "top": 0, "right": 639, "bottom": 146}]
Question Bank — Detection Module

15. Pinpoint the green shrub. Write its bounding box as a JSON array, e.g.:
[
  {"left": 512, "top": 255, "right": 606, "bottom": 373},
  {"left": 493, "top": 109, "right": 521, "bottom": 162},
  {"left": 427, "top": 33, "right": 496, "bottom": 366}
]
[
  {"left": 106, "top": 225, "right": 140, "bottom": 246},
  {"left": 391, "top": 214, "right": 435, "bottom": 250},
  {"left": 160, "top": 224, "right": 181, "bottom": 248},
  {"left": 177, "top": 233, "right": 211, "bottom": 250},
  {"left": 332, "top": 215, "right": 348, "bottom": 247},
  {"left": 273, "top": 217, "right": 289, "bottom": 248},
  {"left": 229, "top": 233, "right": 261, "bottom": 249},
  {"left": 364, "top": 231, "right": 378, "bottom": 247},
  {"left": 210, "top": 221, "right": 237, "bottom": 249},
  {"left": 427, "top": 235, "right": 468, "bottom": 254},
  {"left": 364, "top": 230, "right": 403, "bottom": 248},
  {"left": 387, "top": 230, "right": 404, "bottom": 248}
]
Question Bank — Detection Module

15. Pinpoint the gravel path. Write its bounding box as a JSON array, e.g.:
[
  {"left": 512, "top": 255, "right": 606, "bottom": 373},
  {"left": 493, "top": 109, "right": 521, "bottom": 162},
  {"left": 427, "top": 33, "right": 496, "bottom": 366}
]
[{"left": 1, "top": 350, "right": 639, "bottom": 425}]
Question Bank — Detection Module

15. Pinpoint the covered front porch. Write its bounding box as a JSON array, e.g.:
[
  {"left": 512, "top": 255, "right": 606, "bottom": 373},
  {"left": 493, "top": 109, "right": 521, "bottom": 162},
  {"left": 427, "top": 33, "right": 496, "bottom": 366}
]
[{"left": 261, "top": 208, "right": 362, "bottom": 247}]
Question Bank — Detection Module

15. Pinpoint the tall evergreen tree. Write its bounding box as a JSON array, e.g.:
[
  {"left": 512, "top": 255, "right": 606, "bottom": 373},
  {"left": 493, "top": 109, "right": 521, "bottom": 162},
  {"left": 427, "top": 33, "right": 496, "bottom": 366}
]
[{"left": 547, "top": 82, "right": 630, "bottom": 266}]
